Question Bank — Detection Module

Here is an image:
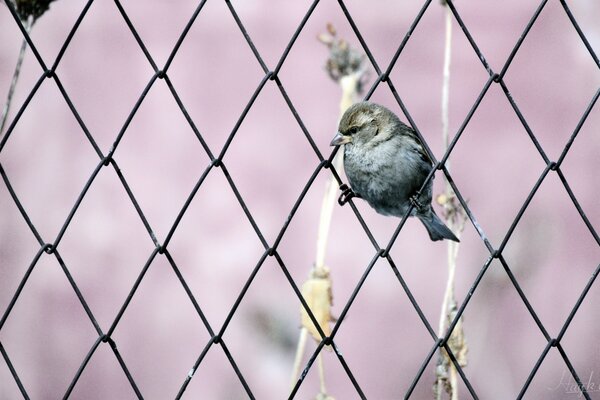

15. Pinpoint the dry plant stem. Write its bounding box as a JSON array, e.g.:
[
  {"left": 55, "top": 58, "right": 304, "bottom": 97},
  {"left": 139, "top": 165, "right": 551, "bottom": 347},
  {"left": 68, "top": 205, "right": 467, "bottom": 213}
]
[
  {"left": 315, "top": 74, "right": 360, "bottom": 268},
  {"left": 436, "top": 5, "right": 460, "bottom": 400},
  {"left": 318, "top": 353, "right": 327, "bottom": 394},
  {"left": 440, "top": 5, "right": 452, "bottom": 181},
  {"left": 289, "top": 73, "right": 361, "bottom": 392},
  {"left": 0, "top": 15, "right": 34, "bottom": 136},
  {"left": 315, "top": 156, "right": 342, "bottom": 269},
  {"left": 450, "top": 366, "right": 458, "bottom": 400},
  {"left": 437, "top": 0, "right": 454, "bottom": 340},
  {"left": 290, "top": 327, "right": 308, "bottom": 388}
]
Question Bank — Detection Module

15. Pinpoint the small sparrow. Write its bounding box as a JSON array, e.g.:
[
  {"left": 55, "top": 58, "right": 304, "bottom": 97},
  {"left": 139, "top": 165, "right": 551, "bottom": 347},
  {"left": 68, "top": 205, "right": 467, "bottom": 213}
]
[{"left": 330, "top": 102, "right": 459, "bottom": 242}]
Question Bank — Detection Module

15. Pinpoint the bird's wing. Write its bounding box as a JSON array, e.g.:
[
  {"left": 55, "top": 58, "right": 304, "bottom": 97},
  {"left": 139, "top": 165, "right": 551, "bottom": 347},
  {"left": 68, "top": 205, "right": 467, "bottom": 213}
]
[{"left": 398, "top": 122, "right": 432, "bottom": 166}]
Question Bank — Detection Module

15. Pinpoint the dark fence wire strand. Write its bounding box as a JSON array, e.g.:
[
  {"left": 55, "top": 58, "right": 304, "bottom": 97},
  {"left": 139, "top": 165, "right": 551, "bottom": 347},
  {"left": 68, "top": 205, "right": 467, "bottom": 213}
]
[
  {"left": 0, "top": 0, "right": 598, "bottom": 399},
  {"left": 0, "top": 341, "right": 30, "bottom": 399}
]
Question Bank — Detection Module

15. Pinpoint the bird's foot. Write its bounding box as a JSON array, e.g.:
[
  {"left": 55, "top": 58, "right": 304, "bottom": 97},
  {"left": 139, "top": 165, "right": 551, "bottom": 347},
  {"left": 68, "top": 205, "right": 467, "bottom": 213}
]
[
  {"left": 409, "top": 194, "right": 424, "bottom": 210},
  {"left": 338, "top": 184, "right": 357, "bottom": 206}
]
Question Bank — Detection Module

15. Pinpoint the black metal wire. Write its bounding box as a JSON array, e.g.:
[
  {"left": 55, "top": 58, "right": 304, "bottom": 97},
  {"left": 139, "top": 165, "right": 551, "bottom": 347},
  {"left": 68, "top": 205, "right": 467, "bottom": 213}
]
[
  {"left": 0, "top": 0, "right": 598, "bottom": 399},
  {"left": 0, "top": 341, "right": 30, "bottom": 399}
]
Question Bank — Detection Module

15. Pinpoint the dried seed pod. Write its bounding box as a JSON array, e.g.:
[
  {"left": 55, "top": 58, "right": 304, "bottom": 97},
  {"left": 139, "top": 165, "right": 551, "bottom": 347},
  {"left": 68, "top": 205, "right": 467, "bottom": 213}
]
[
  {"left": 436, "top": 193, "right": 449, "bottom": 207},
  {"left": 14, "top": 0, "right": 55, "bottom": 21},
  {"left": 326, "top": 22, "right": 336, "bottom": 36},
  {"left": 300, "top": 267, "right": 333, "bottom": 343},
  {"left": 318, "top": 23, "right": 367, "bottom": 90},
  {"left": 434, "top": 298, "right": 468, "bottom": 397},
  {"left": 317, "top": 33, "right": 334, "bottom": 46}
]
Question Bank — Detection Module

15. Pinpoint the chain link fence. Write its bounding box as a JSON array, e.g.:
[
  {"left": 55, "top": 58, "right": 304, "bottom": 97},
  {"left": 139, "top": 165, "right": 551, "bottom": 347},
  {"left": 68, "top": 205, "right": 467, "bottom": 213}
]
[{"left": 0, "top": 0, "right": 599, "bottom": 399}]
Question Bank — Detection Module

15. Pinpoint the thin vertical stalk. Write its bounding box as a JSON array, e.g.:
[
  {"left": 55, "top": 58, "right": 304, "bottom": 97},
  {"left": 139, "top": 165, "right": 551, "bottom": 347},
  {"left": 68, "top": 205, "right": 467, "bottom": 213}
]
[
  {"left": 290, "top": 74, "right": 361, "bottom": 387},
  {"left": 318, "top": 353, "right": 327, "bottom": 394},
  {"left": 290, "top": 327, "right": 309, "bottom": 389},
  {"left": 435, "top": 5, "right": 467, "bottom": 400},
  {"left": 0, "top": 15, "right": 34, "bottom": 136}
]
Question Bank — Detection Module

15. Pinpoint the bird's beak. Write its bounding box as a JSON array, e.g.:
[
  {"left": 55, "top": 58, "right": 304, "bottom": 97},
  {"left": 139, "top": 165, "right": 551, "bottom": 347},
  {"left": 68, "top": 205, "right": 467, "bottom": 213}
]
[{"left": 330, "top": 132, "right": 352, "bottom": 146}]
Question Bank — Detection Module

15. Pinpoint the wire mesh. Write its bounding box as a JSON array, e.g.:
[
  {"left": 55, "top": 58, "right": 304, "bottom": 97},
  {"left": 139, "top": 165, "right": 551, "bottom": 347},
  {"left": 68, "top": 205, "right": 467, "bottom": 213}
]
[{"left": 0, "top": 0, "right": 598, "bottom": 399}]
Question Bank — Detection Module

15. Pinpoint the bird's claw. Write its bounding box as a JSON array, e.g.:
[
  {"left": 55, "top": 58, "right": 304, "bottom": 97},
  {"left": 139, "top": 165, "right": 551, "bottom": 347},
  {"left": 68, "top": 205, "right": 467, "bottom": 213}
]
[
  {"left": 409, "top": 194, "right": 424, "bottom": 210},
  {"left": 338, "top": 184, "right": 356, "bottom": 206}
]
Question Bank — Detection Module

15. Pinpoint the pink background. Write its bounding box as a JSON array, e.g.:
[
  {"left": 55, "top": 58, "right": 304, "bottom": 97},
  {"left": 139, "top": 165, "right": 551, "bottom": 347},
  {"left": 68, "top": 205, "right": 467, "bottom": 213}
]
[{"left": 1, "top": 0, "right": 599, "bottom": 399}]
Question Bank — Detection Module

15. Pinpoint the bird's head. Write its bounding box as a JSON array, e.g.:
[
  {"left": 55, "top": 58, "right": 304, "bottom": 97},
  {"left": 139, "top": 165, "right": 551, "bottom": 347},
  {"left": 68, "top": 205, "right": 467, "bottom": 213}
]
[{"left": 330, "top": 102, "right": 396, "bottom": 147}]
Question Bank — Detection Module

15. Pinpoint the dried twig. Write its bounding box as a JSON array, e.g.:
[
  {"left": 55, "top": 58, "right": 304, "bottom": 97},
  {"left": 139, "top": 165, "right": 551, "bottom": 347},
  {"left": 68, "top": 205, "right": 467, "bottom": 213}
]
[
  {"left": 434, "top": 5, "right": 469, "bottom": 400},
  {"left": 290, "top": 327, "right": 308, "bottom": 389},
  {"left": 1, "top": 0, "right": 56, "bottom": 136},
  {"left": 0, "top": 14, "right": 33, "bottom": 136},
  {"left": 289, "top": 24, "right": 368, "bottom": 400}
]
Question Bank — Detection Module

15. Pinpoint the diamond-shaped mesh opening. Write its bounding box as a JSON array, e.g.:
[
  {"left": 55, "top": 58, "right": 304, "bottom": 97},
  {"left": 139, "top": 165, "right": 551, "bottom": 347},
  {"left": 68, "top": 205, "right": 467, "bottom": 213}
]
[{"left": 0, "top": 0, "right": 598, "bottom": 399}]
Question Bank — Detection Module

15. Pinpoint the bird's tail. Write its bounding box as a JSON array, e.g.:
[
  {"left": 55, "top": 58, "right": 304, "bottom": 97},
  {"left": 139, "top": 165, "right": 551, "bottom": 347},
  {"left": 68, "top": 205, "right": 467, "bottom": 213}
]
[{"left": 417, "top": 209, "right": 460, "bottom": 242}]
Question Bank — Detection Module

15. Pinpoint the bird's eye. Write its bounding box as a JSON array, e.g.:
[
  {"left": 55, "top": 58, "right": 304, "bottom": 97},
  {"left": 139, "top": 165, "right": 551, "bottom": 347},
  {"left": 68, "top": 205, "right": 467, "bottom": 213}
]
[{"left": 348, "top": 126, "right": 359, "bottom": 135}]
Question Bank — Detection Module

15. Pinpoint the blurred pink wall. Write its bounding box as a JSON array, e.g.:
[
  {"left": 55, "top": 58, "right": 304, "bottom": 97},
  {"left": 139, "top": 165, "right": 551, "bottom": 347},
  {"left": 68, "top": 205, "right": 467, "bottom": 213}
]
[{"left": 1, "top": 0, "right": 599, "bottom": 399}]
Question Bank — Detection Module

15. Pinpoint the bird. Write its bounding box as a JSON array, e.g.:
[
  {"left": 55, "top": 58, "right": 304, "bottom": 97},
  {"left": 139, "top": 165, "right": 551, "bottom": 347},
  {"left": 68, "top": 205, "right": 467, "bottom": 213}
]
[{"left": 330, "top": 101, "right": 459, "bottom": 242}]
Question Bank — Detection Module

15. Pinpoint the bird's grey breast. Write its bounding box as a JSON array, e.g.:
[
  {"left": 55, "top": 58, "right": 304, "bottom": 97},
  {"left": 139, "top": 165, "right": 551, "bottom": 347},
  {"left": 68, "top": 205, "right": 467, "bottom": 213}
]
[{"left": 343, "top": 136, "right": 431, "bottom": 217}]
